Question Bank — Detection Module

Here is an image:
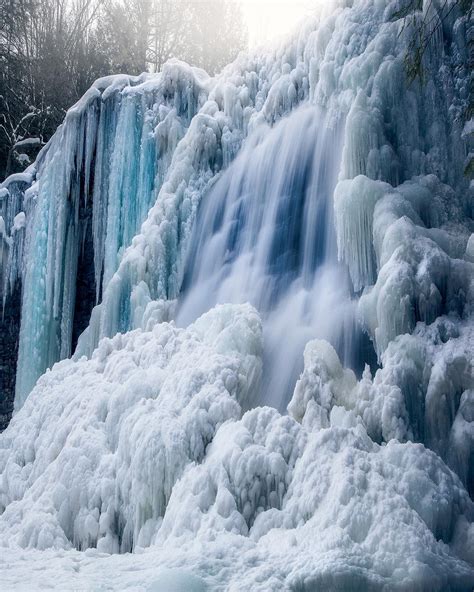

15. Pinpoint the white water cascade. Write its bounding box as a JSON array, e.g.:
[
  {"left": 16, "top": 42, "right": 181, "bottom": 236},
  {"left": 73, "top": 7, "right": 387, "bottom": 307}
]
[{"left": 178, "top": 105, "right": 373, "bottom": 410}]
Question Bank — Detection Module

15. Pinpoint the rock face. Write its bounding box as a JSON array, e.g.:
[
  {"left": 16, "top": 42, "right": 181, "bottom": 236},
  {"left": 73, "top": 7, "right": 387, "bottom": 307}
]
[{"left": 0, "top": 281, "right": 20, "bottom": 431}]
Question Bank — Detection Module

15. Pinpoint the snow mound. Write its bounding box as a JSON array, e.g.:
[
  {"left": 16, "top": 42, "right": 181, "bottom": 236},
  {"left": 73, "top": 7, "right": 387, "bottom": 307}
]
[
  {"left": 0, "top": 304, "right": 262, "bottom": 552},
  {"left": 1, "top": 319, "right": 472, "bottom": 590},
  {"left": 287, "top": 322, "right": 473, "bottom": 497}
]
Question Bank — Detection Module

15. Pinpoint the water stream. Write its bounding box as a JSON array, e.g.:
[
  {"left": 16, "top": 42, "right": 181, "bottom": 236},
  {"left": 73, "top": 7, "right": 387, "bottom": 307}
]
[{"left": 178, "top": 106, "right": 374, "bottom": 410}]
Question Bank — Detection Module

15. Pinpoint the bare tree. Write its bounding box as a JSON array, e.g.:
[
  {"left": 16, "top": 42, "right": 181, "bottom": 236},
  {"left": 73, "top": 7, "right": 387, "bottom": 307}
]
[
  {"left": 0, "top": 0, "right": 109, "bottom": 178},
  {"left": 183, "top": 0, "right": 247, "bottom": 75},
  {"left": 147, "top": 0, "right": 247, "bottom": 75},
  {"left": 391, "top": 0, "right": 472, "bottom": 82},
  {"left": 0, "top": 0, "right": 248, "bottom": 179},
  {"left": 98, "top": 0, "right": 152, "bottom": 73},
  {"left": 148, "top": 0, "right": 186, "bottom": 73}
]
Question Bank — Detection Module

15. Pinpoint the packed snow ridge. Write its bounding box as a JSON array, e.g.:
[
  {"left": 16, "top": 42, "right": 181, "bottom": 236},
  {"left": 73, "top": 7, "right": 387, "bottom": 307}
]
[{"left": 0, "top": 0, "right": 473, "bottom": 590}]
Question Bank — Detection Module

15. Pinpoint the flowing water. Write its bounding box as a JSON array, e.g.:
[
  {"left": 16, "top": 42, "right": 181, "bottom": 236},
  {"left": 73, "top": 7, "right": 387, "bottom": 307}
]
[{"left": 178, "top": 106, "right": 373, "bottom": 410}]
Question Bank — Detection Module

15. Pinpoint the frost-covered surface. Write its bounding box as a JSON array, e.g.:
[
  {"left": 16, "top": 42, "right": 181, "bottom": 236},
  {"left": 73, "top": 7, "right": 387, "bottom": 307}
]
[
  {"left": 0, "top": 304, "right": 262, "bottom": 552},
  {"left": 1, "top": 0, "right": 471, "bottom": 408},
  {"left": 0, "top": 0, "right": 473, "bottom": 589},
  {"left": 1, "top": 306, "right": 473, "bottom": 591}
]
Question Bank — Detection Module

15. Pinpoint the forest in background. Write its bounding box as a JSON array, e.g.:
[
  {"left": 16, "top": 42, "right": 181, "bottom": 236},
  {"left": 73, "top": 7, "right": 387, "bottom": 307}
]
[
  {"left": 0, "top": 0, "right": 247, "bottom": 180},
  {"left": 2, "top": 0, "right": 471, "bottom": 182}
]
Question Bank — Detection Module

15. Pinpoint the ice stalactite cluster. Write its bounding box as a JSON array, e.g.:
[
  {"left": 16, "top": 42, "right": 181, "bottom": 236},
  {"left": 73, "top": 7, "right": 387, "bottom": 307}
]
[
  {"left": 1, "top": 64, "right": 212, "bottom": 410},
  {"left": 0, "top": 0, "right": 473, "bottom": 590},
  {"left": 0, "top": 175, "right": 32, "bottom": 296},
  {"left": 0, "top": 174, "right": 34, "bottom": 428},
  {"left": 335, "top": 172, "right": 473, "bottom": 494}
]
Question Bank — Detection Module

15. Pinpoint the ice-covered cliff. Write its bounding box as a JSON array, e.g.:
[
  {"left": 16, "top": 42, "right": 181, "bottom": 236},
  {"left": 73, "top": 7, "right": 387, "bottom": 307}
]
[{"left": 0, "top": 0, "right": 473, "bottom": 590}]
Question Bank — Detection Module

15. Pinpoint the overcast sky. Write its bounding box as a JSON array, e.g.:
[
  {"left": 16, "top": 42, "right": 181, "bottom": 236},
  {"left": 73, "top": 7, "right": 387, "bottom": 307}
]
[{"left": 240, "top": 0, "right": 316, "bottom": 48}]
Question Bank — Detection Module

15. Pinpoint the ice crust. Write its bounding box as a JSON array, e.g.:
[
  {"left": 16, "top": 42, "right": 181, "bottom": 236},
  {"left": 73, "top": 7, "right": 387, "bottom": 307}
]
[
  {"left": 1, "top": 0, "right": 470, "bottom": 407},
  {"left": 0, "top": 0, "right": 473, "bottom": 589},
  {"left": 1, "top": 305, "right": 473, "bottom": 591},
  {"left": 0, "top": 304, "right": 262, "bottom": 552}
]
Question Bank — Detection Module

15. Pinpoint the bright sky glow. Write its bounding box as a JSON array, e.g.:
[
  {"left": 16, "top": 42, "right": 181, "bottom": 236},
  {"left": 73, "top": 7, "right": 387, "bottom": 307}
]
[{"left": 240, "top": 0, "right": 316, "bottom": 48}]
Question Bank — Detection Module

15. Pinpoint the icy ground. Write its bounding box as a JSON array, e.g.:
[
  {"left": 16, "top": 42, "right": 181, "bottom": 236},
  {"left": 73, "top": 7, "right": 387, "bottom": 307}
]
[
  {"left": 1, "top": 305, "right": 473, "bottom": 591},
  {"left": 0, "top": 0, "right": 473, "bottom": 590}
]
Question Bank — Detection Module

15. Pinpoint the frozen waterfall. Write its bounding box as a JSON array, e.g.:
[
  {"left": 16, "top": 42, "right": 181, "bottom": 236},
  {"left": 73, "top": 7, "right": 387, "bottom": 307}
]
[
  {"left": 2, "top": 67, "right": 210, "bottom": 411},
  {"left": 178, "top": 105, "right": 374, "bottom": 410},
  {"left": 0, "top": 0, "right": 473, "bottom": 590}
]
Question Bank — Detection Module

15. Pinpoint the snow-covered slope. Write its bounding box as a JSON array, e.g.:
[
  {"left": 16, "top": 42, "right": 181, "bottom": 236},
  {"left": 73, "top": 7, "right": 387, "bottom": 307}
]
[
  {"left": 0, "top": 0, "right": 473, "bottom": 589},
  {"left": 1, "top": 306, "right": 473, "bottom": 591},
  {"left": 0, "top": 304, "right": 262, "bottom": 552}
]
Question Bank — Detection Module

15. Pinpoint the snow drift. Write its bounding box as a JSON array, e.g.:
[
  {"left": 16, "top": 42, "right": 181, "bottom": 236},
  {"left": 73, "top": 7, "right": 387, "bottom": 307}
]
[{"left": 0, "top": 0, "right": 473, "bottom": 590}]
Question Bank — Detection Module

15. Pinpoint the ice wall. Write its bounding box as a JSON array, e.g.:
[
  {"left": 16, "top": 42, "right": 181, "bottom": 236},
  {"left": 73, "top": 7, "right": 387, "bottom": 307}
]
[
  {"left": 2, "top": 0, "right": 471, "bottom": 414},
  {"left": 1, "top": 64, "right": 211, "bottom": 410},
  {"left": 71, "top": 0, "right": 472, "bottom": 366}
]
